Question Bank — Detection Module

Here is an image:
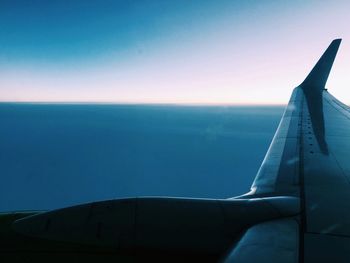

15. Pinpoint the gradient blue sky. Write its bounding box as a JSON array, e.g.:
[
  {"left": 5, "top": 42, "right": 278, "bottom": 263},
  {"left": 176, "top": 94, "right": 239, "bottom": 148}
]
[{"left": 1, "top": 0, "right": 350, "bottom": 104}]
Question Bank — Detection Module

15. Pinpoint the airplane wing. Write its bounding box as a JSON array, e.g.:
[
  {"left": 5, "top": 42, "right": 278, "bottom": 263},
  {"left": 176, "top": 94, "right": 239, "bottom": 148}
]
[
  {"left": 4, "top": 39, "right": 350, "bottom": 262},
  {"left": 224, "top": 39, "right": 350, "bottom": 263}
]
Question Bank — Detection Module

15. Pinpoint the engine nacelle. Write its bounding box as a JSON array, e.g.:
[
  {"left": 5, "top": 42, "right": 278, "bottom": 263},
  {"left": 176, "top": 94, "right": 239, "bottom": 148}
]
[{"left": 13, "top": 196, "right": 299, "bottom": 254}]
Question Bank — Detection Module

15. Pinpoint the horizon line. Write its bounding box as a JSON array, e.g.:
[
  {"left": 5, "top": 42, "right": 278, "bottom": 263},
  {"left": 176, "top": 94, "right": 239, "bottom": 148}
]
[{"left": 0, "top": 101, "right": 287, "bottom": 107}]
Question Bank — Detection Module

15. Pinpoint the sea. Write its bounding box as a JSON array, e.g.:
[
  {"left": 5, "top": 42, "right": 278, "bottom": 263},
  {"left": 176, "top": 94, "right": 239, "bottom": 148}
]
[{"left": 0, "top": 104, "right": 284, "bottom": 212}]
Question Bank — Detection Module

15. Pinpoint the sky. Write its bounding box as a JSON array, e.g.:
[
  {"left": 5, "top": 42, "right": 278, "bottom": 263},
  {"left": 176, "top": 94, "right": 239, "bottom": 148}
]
[{"left": 0, "top": 0, "right": 350, "bottom": 104}]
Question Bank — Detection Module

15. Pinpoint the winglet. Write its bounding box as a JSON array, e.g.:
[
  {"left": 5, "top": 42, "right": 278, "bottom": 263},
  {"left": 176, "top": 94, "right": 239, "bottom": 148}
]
[{"left": 300, "top": 39, "right": 341, "bottom": 90}]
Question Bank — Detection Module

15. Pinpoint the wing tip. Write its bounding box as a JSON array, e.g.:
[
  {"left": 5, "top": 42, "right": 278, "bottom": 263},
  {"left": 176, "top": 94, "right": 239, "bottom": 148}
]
[
  {"left": 300, "top": 38, "right": 342, "bottom": 91},
  {"left": 331, "top": 38, "right": 342, "bottom": 50}
]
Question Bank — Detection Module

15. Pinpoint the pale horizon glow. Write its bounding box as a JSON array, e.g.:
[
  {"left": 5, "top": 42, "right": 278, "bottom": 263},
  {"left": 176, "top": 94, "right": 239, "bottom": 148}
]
[{"left": 1, "top": 1, "right": 350, "bottom": 105}]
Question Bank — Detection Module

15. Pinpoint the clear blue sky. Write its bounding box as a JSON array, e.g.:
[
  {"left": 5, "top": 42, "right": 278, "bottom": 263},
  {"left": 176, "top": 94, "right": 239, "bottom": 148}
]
[{"left": 1, "top": 0, "right": 350, "bottom": 104}]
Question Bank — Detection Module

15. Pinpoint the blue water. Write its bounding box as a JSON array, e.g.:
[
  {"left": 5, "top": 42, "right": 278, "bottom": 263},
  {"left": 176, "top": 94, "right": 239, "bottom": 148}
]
[{"left": 0, "top": 104, "right": 284, "bottom": 211}]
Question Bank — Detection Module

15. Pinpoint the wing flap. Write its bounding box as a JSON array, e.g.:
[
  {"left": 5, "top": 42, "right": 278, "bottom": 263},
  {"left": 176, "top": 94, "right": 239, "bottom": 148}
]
[{"left": 303, "top": 91, "right": 350, "bottom": 236}]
